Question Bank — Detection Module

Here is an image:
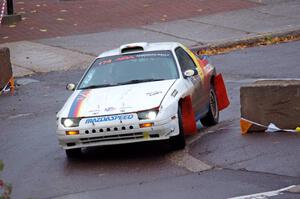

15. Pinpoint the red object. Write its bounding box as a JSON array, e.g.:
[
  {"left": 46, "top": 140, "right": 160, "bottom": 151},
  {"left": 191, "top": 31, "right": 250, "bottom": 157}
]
[
  {"left": 197, "top": 59, "right": 208, "bottom": 67},
  {"left": 181, "top": 96, "right": 197, "bottom": 135},
  {"left": 214, "top": 74, "right": 230, "bottom": 111}
]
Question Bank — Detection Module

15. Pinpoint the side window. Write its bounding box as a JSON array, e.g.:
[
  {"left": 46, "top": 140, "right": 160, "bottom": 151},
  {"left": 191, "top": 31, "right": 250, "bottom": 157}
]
[{"left": 175, "top": 47, "right": 197, "bottom": 72}]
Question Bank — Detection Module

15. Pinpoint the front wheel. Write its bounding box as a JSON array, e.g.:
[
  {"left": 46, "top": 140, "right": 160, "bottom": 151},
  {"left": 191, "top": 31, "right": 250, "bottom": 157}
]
[
  {"left": 170, "top": 105, "right": 186, "bottom": 150},
  {"left": 65, "top": 148, "right": 82, "bottom": 159},
  {"left": 201, "top": 87, "right": 219, "bottom": 126}
]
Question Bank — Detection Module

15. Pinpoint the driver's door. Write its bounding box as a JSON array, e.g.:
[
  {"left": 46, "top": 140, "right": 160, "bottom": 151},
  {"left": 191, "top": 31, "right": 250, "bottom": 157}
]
[{"left": 175, "top": 47, "right": 205, "bottom": 118}]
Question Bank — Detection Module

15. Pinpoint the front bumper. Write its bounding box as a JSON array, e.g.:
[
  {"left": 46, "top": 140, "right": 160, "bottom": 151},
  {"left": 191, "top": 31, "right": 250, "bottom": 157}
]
[{"left": 57, "top": 116, "right": 179, "bottom": 150}]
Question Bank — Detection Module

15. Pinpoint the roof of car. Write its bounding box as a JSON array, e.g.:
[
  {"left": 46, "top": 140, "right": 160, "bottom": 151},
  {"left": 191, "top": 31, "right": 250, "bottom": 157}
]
[{"left": 98, "top": 42, "right": 182, "bottom": 58}]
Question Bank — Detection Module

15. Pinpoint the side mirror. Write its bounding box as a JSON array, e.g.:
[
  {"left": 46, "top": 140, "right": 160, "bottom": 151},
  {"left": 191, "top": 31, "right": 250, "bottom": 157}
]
[
  {"left": 184, "top": 69, "right": 198, "bottom": 78},
  {"left": 66, "top": 83, "right": 76, "bottom": 91}
]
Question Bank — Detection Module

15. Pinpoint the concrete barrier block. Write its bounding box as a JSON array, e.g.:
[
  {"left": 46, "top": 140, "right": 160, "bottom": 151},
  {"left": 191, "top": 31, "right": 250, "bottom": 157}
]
[
  {"left": 0, "top": 47, "right": 13, "bottom": 90},
  {"left": 240, "top": 80, "right": 300, "bottom": 130}
]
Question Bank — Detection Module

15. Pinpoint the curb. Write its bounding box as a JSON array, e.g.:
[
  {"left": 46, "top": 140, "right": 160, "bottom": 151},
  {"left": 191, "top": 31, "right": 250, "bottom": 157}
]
[{"left": 190, "top": 28, "right": 300, "bottom": 54}]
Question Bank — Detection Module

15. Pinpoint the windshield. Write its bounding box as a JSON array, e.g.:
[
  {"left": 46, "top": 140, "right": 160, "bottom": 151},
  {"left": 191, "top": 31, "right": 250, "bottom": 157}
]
[{"left": 78, "top": 50, "right": 178, "bottom": 89}]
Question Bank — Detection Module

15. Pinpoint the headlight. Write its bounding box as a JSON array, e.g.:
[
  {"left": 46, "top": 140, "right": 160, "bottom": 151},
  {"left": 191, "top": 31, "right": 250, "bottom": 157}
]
[
  {"left": 137, "top": 109, "right": 158, "bottom": 120},
  {"left": 61, "top": 118, "right": 81, "bottom": 127}
]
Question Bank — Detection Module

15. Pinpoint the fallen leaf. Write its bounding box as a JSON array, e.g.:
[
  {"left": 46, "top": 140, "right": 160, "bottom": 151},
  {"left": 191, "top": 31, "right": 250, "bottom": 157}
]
[
  {"left": 16, "top": 1, "right": 24, "bottom": 4},
  {"left": 30, "top": 10, "right": 37, "bottom": 13},
  {"left": 162, "top": 14, "right": 168, "bottom": 18},
  {"left": 197, "top": 9, "right": 203, "bottom": 12},
  {"left": 143, "top": 4, "right": 150, "bottom": 7},
  {"left": 39, "top": 29, "right": 47, "bottom": 32},
  {"left": 9, "top": 24, "right": 16, "bottom": 28},
  {"left": 60, "top": 9, "right": 68, "bottom": 13},
  {"left": 0, "top": 160, "right": 3, "bottom": 171},
  {"left": 56, "top": 18, "right": 64, "bottom": 21},
  {"left": 36, "top": 4, "right": 41, "bottom": 7},
  {"left": 2, "top": 36, "right": 8, "bottom": 39}
]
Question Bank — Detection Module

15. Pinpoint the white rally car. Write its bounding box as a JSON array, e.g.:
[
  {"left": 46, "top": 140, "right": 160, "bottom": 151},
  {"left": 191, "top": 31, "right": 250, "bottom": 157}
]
[{"left": 56, "top": 42, "right": 229, "bottom": 158}]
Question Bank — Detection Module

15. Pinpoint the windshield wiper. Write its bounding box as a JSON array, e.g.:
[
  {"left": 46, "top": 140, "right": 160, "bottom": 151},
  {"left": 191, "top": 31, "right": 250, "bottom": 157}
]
[
  {"left": 80, "top": 84, "right": 115, "bottom": 90},
  {"left": 117, "top": 78, "right": 166, "bottom": 85}
]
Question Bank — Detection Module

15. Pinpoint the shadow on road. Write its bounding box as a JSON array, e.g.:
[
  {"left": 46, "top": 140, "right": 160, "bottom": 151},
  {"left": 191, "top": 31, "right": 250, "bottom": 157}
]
[{"left": 65, "top": 140, "right": 174, "bottom": 163}]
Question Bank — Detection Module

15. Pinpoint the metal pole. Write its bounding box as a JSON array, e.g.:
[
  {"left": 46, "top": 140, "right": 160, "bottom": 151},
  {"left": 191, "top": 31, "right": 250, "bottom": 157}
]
[{"left": 7, "top": 0, "right": 14, "bottom": 15}]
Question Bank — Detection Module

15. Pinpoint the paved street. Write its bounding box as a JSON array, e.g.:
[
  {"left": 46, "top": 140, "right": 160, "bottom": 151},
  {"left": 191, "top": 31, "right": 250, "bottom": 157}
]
[
  {"left": 190, "top": 41, "right": 300, "bottom": 177},
  {"left": 0, "top": 40, "right": 299, "bottom": 199}
]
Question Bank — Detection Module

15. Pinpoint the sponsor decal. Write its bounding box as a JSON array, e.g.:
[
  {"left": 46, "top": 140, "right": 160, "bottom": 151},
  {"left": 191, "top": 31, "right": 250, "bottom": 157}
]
[
  {"left": 171, "top": 89, "right": 178, "bottom": 97},
  {"left": 189, "top": 74, "right": 201, "bottom": 85},
  {"left": 97, "top": 51, "right": 172, "bottom": 66},
  {"left": 68, "top": 90, "right": 92, "bottom": 117},
  {"left": 85, "top": 114, "right": 134, "bottom": 124},
  {"left": 104, "top": 107, "right": 116, "bottom": 112},
  {"left": 146, "top": 91, "right": 163, "bottom": 96}
]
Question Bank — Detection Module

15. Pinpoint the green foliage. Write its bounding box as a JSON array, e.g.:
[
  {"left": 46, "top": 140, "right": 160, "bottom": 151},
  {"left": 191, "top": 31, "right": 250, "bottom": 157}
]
[
  {"left": 0, "top": 160, "right": 12, "bottom": 199},
  {"left": 0, "top": 160, "right": 3, "bottom": 172}
]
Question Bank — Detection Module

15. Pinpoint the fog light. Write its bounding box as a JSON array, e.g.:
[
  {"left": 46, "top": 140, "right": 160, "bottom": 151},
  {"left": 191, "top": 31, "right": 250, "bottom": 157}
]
[
  {"left": 66, "top": 130, "right": 79, "bottom": 135},
  {"left": 139, "top": 123, "right": 154, "bottom": 128}
]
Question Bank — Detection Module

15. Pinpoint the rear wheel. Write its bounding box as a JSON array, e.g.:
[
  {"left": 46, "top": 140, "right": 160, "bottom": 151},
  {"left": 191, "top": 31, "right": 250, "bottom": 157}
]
[
  {"left": 65, "top": 148, "right": 82, "bottom": 159},
  {"left": 201, "top": 87, "right": 219, "bottom": 126},
  {"left": 170, "top": 105, "right": 186, "bottom": 150}
]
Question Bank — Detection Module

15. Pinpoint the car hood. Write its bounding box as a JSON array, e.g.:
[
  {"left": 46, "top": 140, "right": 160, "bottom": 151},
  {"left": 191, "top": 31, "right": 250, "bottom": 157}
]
[{"left": 60, "top": 79, "right": 176, "bottom": 118}]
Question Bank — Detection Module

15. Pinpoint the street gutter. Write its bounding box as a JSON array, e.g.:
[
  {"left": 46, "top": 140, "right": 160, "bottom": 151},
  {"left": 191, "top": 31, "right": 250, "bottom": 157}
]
[{"left": 190, "top": 28, "right": 300, "bottom": 55}]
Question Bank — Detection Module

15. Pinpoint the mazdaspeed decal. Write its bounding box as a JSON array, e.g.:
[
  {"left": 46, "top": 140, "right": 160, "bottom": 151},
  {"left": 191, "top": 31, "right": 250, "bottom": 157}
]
[
  {"left": 68, "top": 90, "right": 92, "bottom": 117},
  {"left": 85, "top": 114, "right": 134, "bottom": 124}
]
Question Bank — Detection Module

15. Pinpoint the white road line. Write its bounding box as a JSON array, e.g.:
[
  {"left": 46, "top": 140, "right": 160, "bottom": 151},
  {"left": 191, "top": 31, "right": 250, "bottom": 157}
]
[
  {"left": 8, "top": 113, "right": 33, "bottom": 119},
  {"left": 228, "top": 185, "right": 296, "bottom": 199}
]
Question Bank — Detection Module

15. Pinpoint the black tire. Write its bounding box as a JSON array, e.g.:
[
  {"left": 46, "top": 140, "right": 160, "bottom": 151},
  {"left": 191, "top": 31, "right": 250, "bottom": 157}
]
[
  {"left": 170, "top": 105, "right": 186, "bottom": 150},
  {"left": 201, "top": 87, "right": 219, "bottom": 127},
  {"left": 65, "top": 148, "right": 81, "bottom": 159}
]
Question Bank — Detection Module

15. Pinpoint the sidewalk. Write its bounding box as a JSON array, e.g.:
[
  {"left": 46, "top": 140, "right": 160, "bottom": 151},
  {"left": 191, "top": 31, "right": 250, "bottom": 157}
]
[
  {"left": 0, "top": 0, "right": 258, "bottom": 43},
  {"left": 0, "top": 0, "right": 299, "bottom": 77}
]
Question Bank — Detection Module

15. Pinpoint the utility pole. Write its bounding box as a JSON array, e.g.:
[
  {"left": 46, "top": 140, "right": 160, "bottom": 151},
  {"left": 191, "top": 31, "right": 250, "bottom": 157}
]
[
  {"left": 1, "top": 0, "right": 21, "bottom": 25},
  {"left": 7, "top": 0, "right": 14, "bottom": 15}
]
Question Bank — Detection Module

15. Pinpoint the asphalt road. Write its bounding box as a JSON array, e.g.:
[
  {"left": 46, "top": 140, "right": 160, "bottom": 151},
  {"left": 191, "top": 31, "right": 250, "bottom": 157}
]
[{"left": 0, "top": 41, "right": 299, "bottom": 199}]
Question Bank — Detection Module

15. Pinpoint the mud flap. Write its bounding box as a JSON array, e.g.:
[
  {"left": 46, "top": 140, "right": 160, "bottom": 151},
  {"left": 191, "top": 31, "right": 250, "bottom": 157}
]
[
  {"left": 181, "top": 96, "right": 197, "bottom": 135},
  {"left": 214, "top": 73, "right": 230, "bottom": 111}
]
